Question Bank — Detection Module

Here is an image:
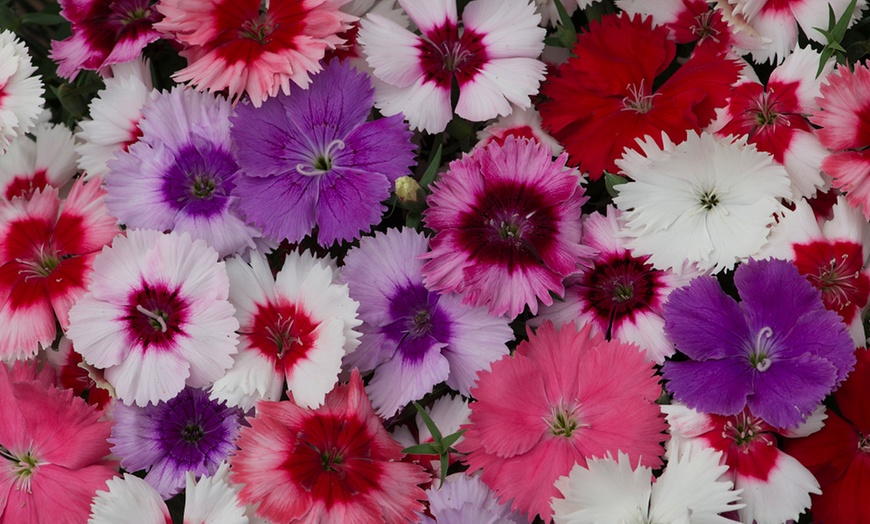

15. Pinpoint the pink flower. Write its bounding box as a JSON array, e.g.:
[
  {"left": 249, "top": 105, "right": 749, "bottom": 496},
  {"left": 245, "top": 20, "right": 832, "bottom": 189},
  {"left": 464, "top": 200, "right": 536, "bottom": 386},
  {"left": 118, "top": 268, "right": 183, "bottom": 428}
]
[
  {"left": 0, "top": 360, "right": 117, "bottom": 523},
  {"left": 50, "top": 0, "right": 163, "bottom": 80},
  {"left": 230, "top": 370, "right": 429, "bottom": 523},
  {"left": 0, "top": 178, "right": 118, "bottom": 361},
  {"left": 457, "top": 321, "right": 667, "bottom": 522},
  {"left": 155, "top": 0, "right": 355, "bottom": 106},
  {"left": 422, "top": 137, "right": 592, "bottom": 318}
]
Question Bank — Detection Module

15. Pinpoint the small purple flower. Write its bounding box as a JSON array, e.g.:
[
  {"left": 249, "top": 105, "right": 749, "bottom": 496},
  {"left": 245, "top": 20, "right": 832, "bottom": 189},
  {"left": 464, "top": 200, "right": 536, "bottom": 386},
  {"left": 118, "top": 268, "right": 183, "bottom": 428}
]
[
  {"left": 106, "top": 87, "right": 264, "bottom": 258},
  {"left": 340, "top": 228, "right": 513, "bottom": 417},
  {"left": 662, "top": 258, "right": 856, "bottom": 429},
  {"left": 109, "top": 386, "right": 243, "bottom": 499},
  {"left": 230, "top": 58, "right": 415, "bottom": 247}
]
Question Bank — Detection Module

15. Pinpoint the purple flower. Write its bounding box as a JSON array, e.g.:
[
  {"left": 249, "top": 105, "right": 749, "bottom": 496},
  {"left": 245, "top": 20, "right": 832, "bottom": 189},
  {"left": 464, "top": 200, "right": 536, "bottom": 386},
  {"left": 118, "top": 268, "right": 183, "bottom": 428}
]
[
  {"left": 230, "top": 58, "right": 415, "bottom": 247},
  {"left": 340, "top": 228, "right": 513, "bottom": 417},
  {"left": 109, "top": 386, "right": 243, "bottom": 499},
  {"left": 662, "top": 258, "right": 856, "bottom": 429},
  {"left": 106, "top": 87, "right": 263, "bottom": 258}
]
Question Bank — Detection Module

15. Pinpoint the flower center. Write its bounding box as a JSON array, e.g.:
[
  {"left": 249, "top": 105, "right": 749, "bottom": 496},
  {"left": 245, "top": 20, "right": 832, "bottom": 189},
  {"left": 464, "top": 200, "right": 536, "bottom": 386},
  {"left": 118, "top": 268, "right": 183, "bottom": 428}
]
[
  {"left": 296, "top": 139, "right": 345, "bottom": 176},
  {"left": 582, "top": 254, "right": 661, "bottom": 339},
  {"left": 748, "top": 326, "right": 773, "bottom": 372},
  {"left": 699, "top": 190, "right": 719, "bottom": 210},
  {"left": 124, "top": 283, "right": 189, "bottom": 350},
  {"left": 859, "top": 434, "right": 870, "bottom": 453},
  {"left": 794, "top": 241, "right": 870, "bottom": 323},
  {"left": 622, "top": 81, "right": 657, "bottom": 114},
  {"left": 240, "top": 13, "right": 274, "bottom": 44},
  {"left": 16, "top": 244, "right": 61, "bottom": 280},
  {"left": 320, "top": 448, "right": 344, "bottom": 473},
  {"left": 692, "top": 10, "right": 721, "bottom": 42},
  {"left": 162, "top": 143, "right": 237, "bottom": 218},
  {"left": 245, "top": 299, "right": 317, "bottom": 370},
  {"left": 107, "top": 0, "right": 157, "bottom": 29},
  {"left": 809, "top": 254, "right": 861, "bottom": 309},
  {"left": 752, "top": 91, "right": 787, "bottom": 128},
  {"left": 181, "top": 423, "right": 205, "bottom": 443},
  {"left": 548, "top": 405, "right": 585, "bottom": 438},
  {"left": 418, "top": 24, "right": 489, "bottom": 88},
  {"left": 0, "top": 446, "right": 41, "bottom": 492},
  {"left": 723, "top": 412, "right": 772, "bottom": 448}
]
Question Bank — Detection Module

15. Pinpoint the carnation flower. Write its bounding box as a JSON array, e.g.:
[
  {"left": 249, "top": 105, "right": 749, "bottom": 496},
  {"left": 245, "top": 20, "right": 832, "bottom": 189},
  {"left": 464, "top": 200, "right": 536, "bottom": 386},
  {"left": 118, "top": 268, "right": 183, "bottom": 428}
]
[
  {"left": 662, "top": 257, "right": 856, "bottom": 429},
  {"left": 784, "top": 348, "right": 870, "bottom": 523},
  {"left": 231, "top": 370, "right": 429, "bottom": 523},
  {"left": 155, "top": 0, "right": 354, "bottom": 106},
  {"left": 341, "top": 228, "right": 512, "bottom": 416},
  {"left": 551, "top": 446, "right": 743, "bottom": 524},
  {"left": 422, "top": 137, "right": 591, "bottom": 318},
  {"left": 231, "top": 59, "right": 414, "bottom": 247},
  {"left": 50, "top": 0, "right": 162, "bottom": 79},
  {"left": 0, "top": 122, "right": 78, "bottom": 201},
  {"left": 665, "top": 404, "right": 821, "bottom": 524},
  {"left": 458, "top": 320, "right": 667, "bottom": 521},
  {"left": 76, "top": 58, "right": 157, "bottom": 180},
  {"left": 421, "top": 473, "right": 526, "bottom": 524},
  {"left": 539, "top": 13, "right": 739, "bottom": 180},
  {"left": 0, "top": 360, "right": 117, "bottom": 524},
  {"left": 613, "top": 132, "right": 792, "bottom": 274},
  {"left": 533, "top": 206, "right": 698, "bottom": 363},
  {"left": 359, "top": 0, "right": 546, "bottom": 133},
  {"left": 475, "top": 105, "right": 563, "bottom": 157},
  {"left": 211, "top": 249, "right": 361, "bottom": 411},
  {"left": 0, "top": 29, "right": 44, "bottom": 154},
  {"left": 0, "top": 178, "right": 118, "bottom": 361},
  {"left": 67, "top": 229, "right": 239, "bottom": 407},
  {"left": 106, "top": 86, "right": 263, "bottom": 258},
  {"left": 110, "top": 386, "right": 242, "bottom": 499},
  {"left": 813, "top": 62, "right": 870, "bottom": 218}
]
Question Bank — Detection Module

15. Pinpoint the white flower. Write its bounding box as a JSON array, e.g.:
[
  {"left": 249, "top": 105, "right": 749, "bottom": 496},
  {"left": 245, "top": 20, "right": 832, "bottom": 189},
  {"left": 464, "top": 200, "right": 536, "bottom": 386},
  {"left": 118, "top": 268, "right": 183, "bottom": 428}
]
[
  {"left": 89, "top": 475, "right": 170, "bottom": 524},
  {"left": 184, "top": 462, "right": 248, "bottom": 524},
  {"left": 551, "top": 446, "right": 744, "bottom": 524},
  {"left": 0, "top": 29, "right": 44, "bottom": 154},
  {"left": 613, "top": 132, "right": 792, "bottom": 274}
]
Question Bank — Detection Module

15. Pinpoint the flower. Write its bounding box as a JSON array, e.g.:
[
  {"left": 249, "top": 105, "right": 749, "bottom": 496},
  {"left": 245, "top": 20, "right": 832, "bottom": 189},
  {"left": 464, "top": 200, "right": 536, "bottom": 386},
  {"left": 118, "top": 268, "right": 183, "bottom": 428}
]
[
  {"left": 88, "top": 474, "right": 172, "bottom": 524},
  {"left": 211, "top": 249, "right": 361, "bottom": 411},
  {"left": 550, "top": 446, "right": 744, "bottom": 524},
  {"left": 533, "top": 206, "right": 698, "bottom": 363},
  {"left": 457, "top": 320, "right": 667, "bottom": 521},
  {"left": 341, "top": 228, "right": 512, "bottom": 416},
  {"left": 783, "top": 348, "right": 870, "bottom": 523},
  {"left": 106, "top": 86, "right": 263, "bottom": 258},
  {"left": 475, "top": 105, "right": 563, "bottom": 157},
  {"left": 76, "top": 58, "right": 157, "bottom": 180},
  {"left": 154, "top": 0, "right": 354, "bottom": 106},
  {"left": 665, "top": 403, "right": 822, "bottom": 524},
  {"left": 50, "top": 0, "right": 162, "bottom": 80},
  {"left": 182, "top": 462, "right": 249, "bottom": 524},
  {"left": 421, "top": 473, "right": 526, "bottom": 524},
  {"left": 539, "top": 13, "right": 739, "bottom": 180},
  {"left": 422, "top": 137, "right": 591, "bottom": 318},
  {"left": 230, "top": 370, "right": 430, "bottom": 523},
  {"left": 66, "top": 229, "right": 239, "bottom": 407},
  {"left": 110, "top": 386, "right": 242, "bottom": 499},
  {"left": 231, "top": 59, "right": 414, "bottom": 247},
  {"left": 662, "top": 257, "right": 856, "bottom": 429},
  {"left": 613, "top": 132, "right": 792, "bottom": 274},
  {"left": 0, "top": 29, "right": 44, "bottom": 155},
  {"left": 358, "top": 0, "right": 546, "bottom": 133},
  {"left": 713, "top": 46, "right": 833, "bottom": 199},
  {"left": 0, "top": 360, "right": 118, "bottom": 524},
  {"left": 0, "top": 178, "right": 118, "bottom": 361},
  {"left": 391, "top": 394, "right": 471, "bottom": 477},
  {"left": 813, "top": 62, "right": 870, "bottom": 218},
  {"left": 0, "top": 122, "right": 78, "bottom": 201}
]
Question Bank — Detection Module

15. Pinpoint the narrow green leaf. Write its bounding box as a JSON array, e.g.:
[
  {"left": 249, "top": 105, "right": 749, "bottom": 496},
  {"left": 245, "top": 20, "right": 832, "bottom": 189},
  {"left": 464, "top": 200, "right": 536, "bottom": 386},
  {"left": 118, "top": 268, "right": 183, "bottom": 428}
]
[
  {"left": 20, "top": 13, "right": 67, "bottom": 25},
  {"left": 414, "top": 402, "right": 444, "bottom": 442},
  {"left": 604, "top": 172, "right": 628, "bottom": 197},
  {"left": 553, "top": 0, "right": 577, "bottom": 49},
  {"left": 440, "top": 429, "right": 466, "bottom": 449},
  {"left": 439, "top": 453, "right": 450, "bottom": 487},
  {"left": 832, "top": 0, "right": 858, "bottom": 40},
  {"left": 401, "top": 443, "right": 439, "bottom": 455},
  {"left": 419, "top": 144, "right": 443, "bottom": 190}
]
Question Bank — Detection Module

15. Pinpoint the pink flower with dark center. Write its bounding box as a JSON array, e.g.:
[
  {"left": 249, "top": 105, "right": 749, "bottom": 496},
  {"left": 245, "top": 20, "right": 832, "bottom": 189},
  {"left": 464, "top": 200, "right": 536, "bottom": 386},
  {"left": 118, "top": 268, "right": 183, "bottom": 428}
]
[
  {"left": 50, "top": 0, "right": 163, "bottom": 80},
  {"left": 230, "top": 370, "right": 429, "bottom": 523}
]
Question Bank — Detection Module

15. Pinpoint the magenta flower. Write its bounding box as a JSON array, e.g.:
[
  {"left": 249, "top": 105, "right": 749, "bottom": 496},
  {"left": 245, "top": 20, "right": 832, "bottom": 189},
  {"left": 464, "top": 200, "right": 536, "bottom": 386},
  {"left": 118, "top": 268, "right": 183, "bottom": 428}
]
[
  {"left": 50, "top": 0, "right": 162, "bottom": 80},
  {"left": 662, "top": 258, "right": 856, "bottom": 429},
  {"left": 422, "top": 137, "right": 592, "bottom": 318}
]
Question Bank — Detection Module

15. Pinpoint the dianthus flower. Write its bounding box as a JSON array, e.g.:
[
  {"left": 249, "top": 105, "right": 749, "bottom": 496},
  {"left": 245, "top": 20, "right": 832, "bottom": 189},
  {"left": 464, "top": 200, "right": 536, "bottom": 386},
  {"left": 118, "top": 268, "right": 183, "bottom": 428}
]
[
  {"left": 231, "top": 370, "right": 429, "bottom": 523},
  {"left": 0, "top": 30, "right": 44, "bottom": 154},
  {"left": 0, "top": 123, "right": 77, "bottom": 201},
  {"left": 458, "top": 320, "right": 667, "bottom": 521},
  {"left": 422, "top": 137, "right": 591, "bottom": 318}
]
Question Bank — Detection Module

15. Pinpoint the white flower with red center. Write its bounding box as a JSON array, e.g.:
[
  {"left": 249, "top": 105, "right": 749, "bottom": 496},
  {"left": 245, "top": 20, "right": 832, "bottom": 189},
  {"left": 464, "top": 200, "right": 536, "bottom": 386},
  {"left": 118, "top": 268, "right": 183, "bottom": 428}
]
[
  {"left": 719, "top": 0, "right": 867, "bottom": 63},
  {"left": 0, "top": 29, "right": 44, "bottom": 155},
  {"left": 533, "top": 206, "right": 698, "bottom": 364},
  {"left": 0, "top": 122, "right": 78, "bottom": 201},
  {"left": 359, "top": 0, "right": 546, "bottom": 133},
  {"left": 759, "top": 196, "right": 870, "bottom": 347},
  {"left": 76, "top": 58, "right": 157, "bottom": 180},
  {"left": 713, "top": 47, "right": 833, "bottom": 199},
  {"left": 211, "top": 250, "right": 361, "bottom": 411},
  {"left": 475, "top": 105, "right": 562, "bottom": 156},
  {"left": 0, "top": 178, "right": 118, "bottom": 361},
  {"left": 67, "top": 229, "right": 239, "bottom": 407},
  {"left": 664, "top": 404, "right": 821, "bottom": 524}
]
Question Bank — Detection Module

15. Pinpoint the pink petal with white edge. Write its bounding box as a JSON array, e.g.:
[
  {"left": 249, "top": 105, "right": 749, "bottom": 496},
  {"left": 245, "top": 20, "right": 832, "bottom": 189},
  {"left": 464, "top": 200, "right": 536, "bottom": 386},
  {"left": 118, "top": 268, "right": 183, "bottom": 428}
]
[
  {"left": 825, "top": 151, "right": 870, "bottom": 219},
  {"left": 105, "top": 347, "right": 191, "bottom": 407},
  {"left": 398, "top": 0, "right": 455, "bottom": 32},
  {"left": 373, "top": 75, "right": 452, "bottom": 133},
  {"left": 358, "top": 13, "right": 423, "bottom": 88}
]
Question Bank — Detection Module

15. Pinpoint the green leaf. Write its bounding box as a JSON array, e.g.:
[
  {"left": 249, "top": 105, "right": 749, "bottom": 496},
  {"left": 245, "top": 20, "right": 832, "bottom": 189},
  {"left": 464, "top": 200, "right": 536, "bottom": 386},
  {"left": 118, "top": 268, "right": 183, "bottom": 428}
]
[
  {"left": 405, "top": 212, "right": 421, "bottom": 230},
  {"left": 553, "top": 0, "right": 577, "bottom": 49},
  {"left": 440, "top": 429, "right": 466, "bottom": 449},
  {"left": 19, "top": 13, "right": 67, "bottom": 25},
  {"left": 604, "top": 172, "right": 628, "bottom": 197},
  {"left": 439, "top": 453, "right": 450, "bottom": 487},
  {"left": 419, "top": 144, "right": 443, "bottom": 190},
  {"left": 414, "top": 402, "right": 443, "bottom": 442},
  {"left": 401, "top": 443, "right": 439, "bottom": 455},
  {"left": 832, "top": 0, "right": 858, "bottom": 40}
]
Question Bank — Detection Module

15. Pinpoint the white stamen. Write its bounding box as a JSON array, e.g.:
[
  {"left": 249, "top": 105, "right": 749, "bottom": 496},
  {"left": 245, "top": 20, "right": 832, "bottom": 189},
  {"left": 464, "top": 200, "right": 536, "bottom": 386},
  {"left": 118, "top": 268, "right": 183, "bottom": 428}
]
[{"left": 136, "top": 305, "right": 168, "bottom": 333}]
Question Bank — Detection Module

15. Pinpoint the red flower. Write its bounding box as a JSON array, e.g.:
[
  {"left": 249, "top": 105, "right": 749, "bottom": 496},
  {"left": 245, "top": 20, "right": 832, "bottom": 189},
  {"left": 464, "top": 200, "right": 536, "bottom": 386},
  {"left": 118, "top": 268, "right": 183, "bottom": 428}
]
[{"left": 539, "top": 13, "right": 739, "bottom": 180}]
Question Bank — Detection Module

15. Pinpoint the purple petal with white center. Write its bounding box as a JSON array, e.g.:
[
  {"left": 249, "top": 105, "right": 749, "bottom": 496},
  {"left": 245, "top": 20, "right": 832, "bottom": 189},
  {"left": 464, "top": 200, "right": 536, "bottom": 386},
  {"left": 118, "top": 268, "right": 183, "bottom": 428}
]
[{"left": 662, "top": 358, "right": 755, "bottom": 417}]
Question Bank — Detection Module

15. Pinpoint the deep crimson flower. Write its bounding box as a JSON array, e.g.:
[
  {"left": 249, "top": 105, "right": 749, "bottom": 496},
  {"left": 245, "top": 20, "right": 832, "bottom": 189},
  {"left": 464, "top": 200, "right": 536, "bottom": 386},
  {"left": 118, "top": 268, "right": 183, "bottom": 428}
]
[{"left": 539, "top": 13, "right": 739, "bottom": 180}]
